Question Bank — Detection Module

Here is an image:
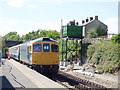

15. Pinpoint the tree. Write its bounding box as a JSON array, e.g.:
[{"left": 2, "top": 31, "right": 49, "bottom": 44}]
[
  {"left": 3, "top": 32, "right": 17, "bottom": 40},
  {"left": 39, "top": 30, "right": 60, "bottom": 40},
  {"left": 21, "top": 35, "right": 25, "bottom": 40},
  {"left": 37, "top": 29, "right": 40, "bottom": 35},
  {"left": 97, "top": 26, "right": 107, "bottom": 36},
  {"left": 25, "top": 34, "right": 33, "bottom": 41},
  {"left": 7, "top": 35, "right": 22, "bottom": 41},
  {"left": 87, "top": 28, "right": 97, "bottom": 38},
  {"left": 111, "top": 33, "right": 120, "bottom": 44}
]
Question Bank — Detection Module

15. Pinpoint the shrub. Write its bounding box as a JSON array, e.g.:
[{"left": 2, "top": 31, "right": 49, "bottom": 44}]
[
  {"left": 87, "top": 42, "right": 120, "bottom": 74},
  {"left": 87, "top": 28, "right": 97, "bottom": 38},
  {"left": 111, "top": 33, "right": 120, "bottom": 44}
]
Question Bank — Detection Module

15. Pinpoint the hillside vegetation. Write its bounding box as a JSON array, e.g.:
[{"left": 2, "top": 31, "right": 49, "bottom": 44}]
[{"left": 87, "top": 41, "right": 120, "bottom": 74}]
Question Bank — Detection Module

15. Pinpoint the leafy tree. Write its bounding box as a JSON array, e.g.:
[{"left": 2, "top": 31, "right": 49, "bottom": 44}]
[
  {"left": 39, "top": 30, "right": 60, "bottom": 40},
  {"left": 22, "top": 29, "right": 60, "bottom": 41},
  {"left": 97, "top": 26, "right": 107, "bottom": 36},
  {"left": 25, "top": 34, "right": 33, "bottom": 41},
  {"left": 87, "top": 28, "right": 97, "bottom": 38},
  {"left": 39, "top": 30, "right": 47, "bottom": 37},
  {"left": 32, "top": 31, "right": 35, "bottom": 36},
  {"left": 7, "top": 35, "right": 22, "bottom": 41},
  {"left": 32, "top": 35, "right": 39, "bottom": 40},
  {"left": 3, "top": 32, "right": 17, "bottom": 40},
  {"left": 111, "top": 33, "right": 120, "bottom": 44},
  {"left": 21, "top": 35, "right": 25, "bottom": 40},
  {"left": 2, "top": 32, "right": 22, "bottom": 41},
  {"left": 37, "top": 29, "right": 40, "bottom": 35}
]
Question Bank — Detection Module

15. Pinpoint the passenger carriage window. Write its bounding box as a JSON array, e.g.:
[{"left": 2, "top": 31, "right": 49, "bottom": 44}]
[
  {"left": 33, "top": 44, "right": 41, "bottom": 52},
  {"left": 51, "top": 44, "right": 59, "bottom": 52},
  {"left": 43, "top": 44, "right": 50, "bottom": 52}
]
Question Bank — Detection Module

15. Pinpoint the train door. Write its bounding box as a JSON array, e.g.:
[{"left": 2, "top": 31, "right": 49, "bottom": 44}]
[
  {"left": 18, "top": 46, "right": 20, "bottom": 60},
  {"left": 28, "top": 45, "right": 32, "bottom": 64}
]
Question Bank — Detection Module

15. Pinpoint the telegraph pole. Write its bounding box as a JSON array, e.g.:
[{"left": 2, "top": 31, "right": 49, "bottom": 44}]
[{"left": 61, "top": 19, "right": 64, "bottom": 61}]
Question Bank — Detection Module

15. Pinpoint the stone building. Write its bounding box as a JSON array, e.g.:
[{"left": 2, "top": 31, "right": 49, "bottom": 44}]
[{"left": 80, "top": 16, "right": 108, "bottom": 38}]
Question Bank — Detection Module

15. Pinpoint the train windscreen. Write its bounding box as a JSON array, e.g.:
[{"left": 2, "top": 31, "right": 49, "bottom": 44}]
[
  {"left": 43, "top": 44, "right": 50, "bottom": 52},
  {"left": 51, "top": 44, "right": 59, "bottom": 52},
  {"left": 33, "top": 44, "right": 41, "bottom": 52}
]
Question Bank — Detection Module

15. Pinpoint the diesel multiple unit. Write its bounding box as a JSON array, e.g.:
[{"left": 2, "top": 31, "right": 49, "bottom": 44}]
[{"left": 8, "top": 37, "right": 59, "bottom": 74}]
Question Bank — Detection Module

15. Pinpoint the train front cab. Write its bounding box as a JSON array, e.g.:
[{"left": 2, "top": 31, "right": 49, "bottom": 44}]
[{"left": 29, "top": 41, "right": 59, "bottom": 74}]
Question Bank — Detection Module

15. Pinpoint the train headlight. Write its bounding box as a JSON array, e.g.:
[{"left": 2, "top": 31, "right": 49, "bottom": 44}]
[
  {"left": 50, "top": 65, "right": 52, "bottom": 68},
  {"left": 40, "top": 65, "right": 42, "bottom": 68}
]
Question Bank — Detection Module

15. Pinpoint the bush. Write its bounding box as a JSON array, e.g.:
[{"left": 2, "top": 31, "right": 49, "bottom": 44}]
[
  {"left": 87, "top": 42, "right": 120, "bottom": 74},
  {"left": 111, "top": 33, "right": 120, "bottom": 44},
  {"left": 88, "top": 28, "right": 97, "bottom": 38},
  {"left": 96, "top": 26, "right": 107, "bottom": 36}
]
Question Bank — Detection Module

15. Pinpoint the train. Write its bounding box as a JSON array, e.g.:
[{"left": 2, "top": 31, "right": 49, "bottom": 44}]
[{"left": 8, "top": 37, "right": 59, "bottom": 74}]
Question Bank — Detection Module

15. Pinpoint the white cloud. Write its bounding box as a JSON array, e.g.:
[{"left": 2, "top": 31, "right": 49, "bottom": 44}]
[
  {"left": 2, "top": 0, "right": 119, "bottom": 8},
  {"left": 0, "top": 27, "right": 15, "bottom": 36},
  {"left": 104, "top": 17, "right": 118, "bottom": 34},
  {"left": 34, "top": 21, "right": 61, "bottom": 32},
  {"left": 28, "top": 4, "right": 37, "bottom": 8},
  {"left": 33, "top": 19, "right": 75, "bottom": 33},
  {"left": 8, "top": 0, "right": 26, "bottom": 7},
  {"left": 27, "top": 0, "right": 119, "bottom": 2}
]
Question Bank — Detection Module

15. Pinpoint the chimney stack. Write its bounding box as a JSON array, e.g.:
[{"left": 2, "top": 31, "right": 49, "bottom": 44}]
[
  {"left": 82, "top": 20, "right": 85, "bottom": 24},
  {"left": 90, "top": 17, "right": 93, "bottom": 21},
  {"left": 68, "top": 20, "right": 75, "bottom": 26},
  {"left": 76, "top": 22, "right": 79, "bottom": 26},
  {"left": 95, "top": 16, "right": 98, "bottom": 20},
  {"left": 86, "top": 17, "right": 89, "bottom": 23}
]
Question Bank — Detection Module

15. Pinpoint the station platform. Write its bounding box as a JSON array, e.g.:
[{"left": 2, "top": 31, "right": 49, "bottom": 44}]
[{"left": 0, "top": 58, "right": 65, "bottom": 89}]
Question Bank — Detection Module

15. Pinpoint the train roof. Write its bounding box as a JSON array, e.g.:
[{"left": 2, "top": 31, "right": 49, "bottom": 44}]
[
  {"left": 30, "top": 37, "right": 58, "bottom": 44},
  {"left": 9, "top": 38, "right": 58, "bottom": 48}
]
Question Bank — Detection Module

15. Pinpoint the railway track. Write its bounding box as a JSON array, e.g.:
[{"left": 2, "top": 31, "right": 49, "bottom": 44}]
[
  {"left": 13, "top": 59, "right": 107, "bottom": 89},
  {"left": 50, "top": 70, "right": 107, "bottom": 89}
]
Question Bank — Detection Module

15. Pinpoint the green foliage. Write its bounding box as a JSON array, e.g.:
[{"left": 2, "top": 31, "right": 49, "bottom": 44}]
[
  {"left": 2, "top": 32, "right": 22, "bottom": 41},
  {"left": 111, "top": 33, "right": 120, "bottom": 44},
  {"left": 3, "top": 32, "right": 17, "bottom": 40},
  {"left": 88, "top": 28, "right": 97, "bottom": 38},
  {"left": 2, "top": 31, "right": 22, "bottom": 41},
  {"left": 25, "top": 34, "right": 33, "bottom": 41},
  {"left": 59, "top": 39, "right": 90, "bottom": 61},
  {"left": 87, "top": 42, "right": 120, "bottom": 74},
  {"left": 7, "top": 35, "right": 22, "bottom": 41},
  {"left": 97, "top": 26, "right": 107, "bottom": 36},
  {"left": 39, "top": 30, "right": 60, "bottom": 40}
]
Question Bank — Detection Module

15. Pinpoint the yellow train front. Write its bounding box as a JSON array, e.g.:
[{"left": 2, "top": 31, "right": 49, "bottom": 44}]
[
  {"left": 30, "top": 38, "right": 59, "bottom": 74},
  {"left": 9, "top": 37, "right": 59, "bottom": 75}
]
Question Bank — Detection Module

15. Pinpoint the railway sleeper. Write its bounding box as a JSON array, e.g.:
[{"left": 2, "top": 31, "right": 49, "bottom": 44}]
[{"left": 59, "top": 71, "right": 106, "bottom": 89}]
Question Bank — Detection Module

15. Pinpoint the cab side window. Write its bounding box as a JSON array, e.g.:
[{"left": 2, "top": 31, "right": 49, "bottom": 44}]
[{"left": 43, "top": 44, "right": 50, "bottom": 52}]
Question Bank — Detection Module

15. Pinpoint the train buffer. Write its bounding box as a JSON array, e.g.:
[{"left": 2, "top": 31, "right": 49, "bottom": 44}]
[{"left": 1, "top": 58, "right": 66, "bottom": 89}]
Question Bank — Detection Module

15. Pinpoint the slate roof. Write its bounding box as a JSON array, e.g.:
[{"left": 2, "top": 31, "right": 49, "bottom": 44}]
[{"left": 79, "top": 19, "right": 107, "bottom": 27}]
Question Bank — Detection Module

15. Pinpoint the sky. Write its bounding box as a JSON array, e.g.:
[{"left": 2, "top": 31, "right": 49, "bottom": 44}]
[{"left": 0, "top": 0, "right": 119, "bottom": 36}]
